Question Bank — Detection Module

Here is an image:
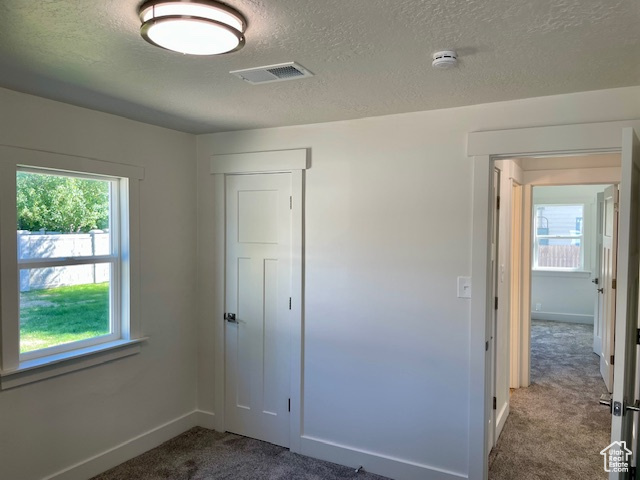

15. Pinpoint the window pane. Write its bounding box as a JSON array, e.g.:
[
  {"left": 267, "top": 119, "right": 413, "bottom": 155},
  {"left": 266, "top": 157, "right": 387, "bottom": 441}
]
[
  {"left": 19, "top": 264, "right": 112, "bottom": 354},
  {"left": 535, "top": 204, "right": 583, "bottom": 237},
  {"left": 17, "top": 171, "right": 111, "bottom": 259},
  {"left": 535, "top": 204, "right": 584, "bottom": 269},
  {"left": 537, "top": 240, "right": 582, "bottom": 269}
]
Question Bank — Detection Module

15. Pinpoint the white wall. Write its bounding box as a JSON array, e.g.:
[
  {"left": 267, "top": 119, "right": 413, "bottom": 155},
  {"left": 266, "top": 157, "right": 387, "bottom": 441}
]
[
  {"left": 196, "top": 86, "right": 640, "bottom": 480},
  {"left": 1, "top": 84, "right": 638, "bottom": 480},
  {"left": 531, "top": 185, "right": 609, "bottom": 324},
  {"left": 0, "top": 88, "right": 198, "bottom": 480}
]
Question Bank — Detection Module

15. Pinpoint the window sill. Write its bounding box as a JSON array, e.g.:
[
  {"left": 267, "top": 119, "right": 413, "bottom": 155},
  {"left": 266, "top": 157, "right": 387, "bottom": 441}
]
[
  {"left": 0, "top": 338, "right": 147, "bottom": 390},
  {"left": 532, "top": 269, "right": 592, "bottom": 279}
]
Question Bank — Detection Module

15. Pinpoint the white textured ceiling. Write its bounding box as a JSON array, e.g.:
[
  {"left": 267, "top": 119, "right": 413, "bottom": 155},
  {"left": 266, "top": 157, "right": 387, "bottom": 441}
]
[{"left": 0, "top": 0, "right": 638, "bottom": 134}]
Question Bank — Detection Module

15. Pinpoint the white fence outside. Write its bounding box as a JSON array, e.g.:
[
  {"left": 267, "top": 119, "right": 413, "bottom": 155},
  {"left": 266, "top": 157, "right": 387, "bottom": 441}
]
[{"left": 18, "top": 231, "right": 110, "bottom": 292}]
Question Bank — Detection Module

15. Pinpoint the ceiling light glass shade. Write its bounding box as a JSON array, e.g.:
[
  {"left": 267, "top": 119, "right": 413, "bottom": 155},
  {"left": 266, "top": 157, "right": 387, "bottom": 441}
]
[{"left": 139, "top": 0, "right": 246, "bottom": 55}]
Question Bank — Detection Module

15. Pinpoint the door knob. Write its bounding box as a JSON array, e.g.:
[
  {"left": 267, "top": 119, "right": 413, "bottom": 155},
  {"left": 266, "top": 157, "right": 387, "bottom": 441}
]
[
  {"left": 224, "top": 313, "right": 237, "bottom": 323},
  {"left": 597, "top": 288, "right": 604, "bottom": 294},
  {"left": 627, "top": 400, "right": 640, "bottom": 412},
  {"left": 600, "top": 394, "right": 613, "bottom": 413},
  {"left": 599, "top": 395, "right": 639, "bottom": 416}
]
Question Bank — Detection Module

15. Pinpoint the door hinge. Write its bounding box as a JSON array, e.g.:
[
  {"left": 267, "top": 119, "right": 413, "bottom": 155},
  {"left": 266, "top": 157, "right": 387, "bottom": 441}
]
[
  {"left": 494, "top": 297, "right": 498, "bottom": 310},
  {"left": 630, "top": 465, "right": 636, "bottom": 480},
  {"left": 290, "top": 196, "right": 292, "bottom": 209},
  {"left": 288, "top": 398, "right": 291, "bottom": 412},
  {"left": 637, "top": 328, "right": 640, "bottom": 345},
  {"left": 610, "top": 354, "right": 615, "bottom": 366},
  {"left": 496, "top": 196, "right": 500, "bottom": 210},
  {"left": 289, "top": 297, "right": 292, "bottom": 310},
  {"left": 612, "top": 278, "right": 617, "bottom": 290},
  {"left": 493, "top": 397, "right": 497, "bottom": 410}
]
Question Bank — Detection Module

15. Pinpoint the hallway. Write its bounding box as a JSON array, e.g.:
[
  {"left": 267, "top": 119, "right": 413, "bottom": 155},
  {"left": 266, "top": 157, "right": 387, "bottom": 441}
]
[{"left": 489, "top": 320, "right": 611, "bottom": 480}]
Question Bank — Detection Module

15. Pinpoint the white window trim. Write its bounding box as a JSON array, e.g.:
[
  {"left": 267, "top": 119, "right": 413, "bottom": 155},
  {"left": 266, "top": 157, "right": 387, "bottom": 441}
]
[{"left": 0, "top": 146, "right": 144, "bottom": 389}]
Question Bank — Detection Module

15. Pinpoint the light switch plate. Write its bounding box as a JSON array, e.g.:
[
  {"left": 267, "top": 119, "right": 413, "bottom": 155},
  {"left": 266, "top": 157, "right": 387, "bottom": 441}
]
[{"left": 457, "top": 276, "right": 472, "bottom": 298}]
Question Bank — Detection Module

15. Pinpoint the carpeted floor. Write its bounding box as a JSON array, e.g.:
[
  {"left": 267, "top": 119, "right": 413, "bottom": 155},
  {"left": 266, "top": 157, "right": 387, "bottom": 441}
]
[
  {"left": 91, "top": 427, "right": 389, "bottom": 480},
  {"left": 92, "top": 319, "right": 610, "bottom": 480},
  {"left": 488, "top": 320, "right": 611, "bottom": 480}
]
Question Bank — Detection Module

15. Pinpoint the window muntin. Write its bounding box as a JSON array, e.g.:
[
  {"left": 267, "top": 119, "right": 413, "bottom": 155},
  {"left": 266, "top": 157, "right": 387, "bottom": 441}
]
[
  {"left": 16, "top": 169, "right": 121, "bottom": 360},
  {"left": 534, "top": 204, "right": 584, "bottom": 270}
]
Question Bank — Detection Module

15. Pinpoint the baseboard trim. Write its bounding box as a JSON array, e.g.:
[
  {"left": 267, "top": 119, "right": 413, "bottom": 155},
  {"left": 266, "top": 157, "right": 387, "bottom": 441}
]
[
  {"left": 300, "top": 435, "right": 467, "bottom": 480},
  {"left": 531, "top": 311, "right": 593, "bottom": 324},
  {"left": 495, "top": 403, "right": 509, "bottom": 441},
  {"left": 195, "top": 410, "right": 216, "bottom": 429},
  {"left": 45, "top": 411, "right": 201, "bottom": 480},
  {"left": 45, "top": 412, "right": 466, "bottom": 480}
]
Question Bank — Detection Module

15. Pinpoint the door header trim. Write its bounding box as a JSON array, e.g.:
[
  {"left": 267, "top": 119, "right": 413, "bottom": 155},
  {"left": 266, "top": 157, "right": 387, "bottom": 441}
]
[
  {"left": 211, "top": 148, "right": 310, "bottom": 174},
  {"left": 467, "top": 120, "right": 635, "bottom": 157}
]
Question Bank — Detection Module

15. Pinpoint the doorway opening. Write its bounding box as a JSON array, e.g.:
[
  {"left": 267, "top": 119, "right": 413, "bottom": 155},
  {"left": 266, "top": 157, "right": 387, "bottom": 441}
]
[{"left": 487, "top": 153, "right": 622, "bottom": 478}]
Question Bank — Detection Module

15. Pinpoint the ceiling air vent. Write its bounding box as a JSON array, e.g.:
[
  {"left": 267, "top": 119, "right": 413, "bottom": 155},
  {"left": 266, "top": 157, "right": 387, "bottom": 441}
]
[{"left": 230, "top": 62, "right": 313, "bottom": 84}]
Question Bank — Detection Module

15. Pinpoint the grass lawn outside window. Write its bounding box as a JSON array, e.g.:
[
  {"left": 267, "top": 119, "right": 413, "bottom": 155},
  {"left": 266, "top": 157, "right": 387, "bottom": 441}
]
[{"left": 20, "top": 283, "right": 110, "bottom": 354}]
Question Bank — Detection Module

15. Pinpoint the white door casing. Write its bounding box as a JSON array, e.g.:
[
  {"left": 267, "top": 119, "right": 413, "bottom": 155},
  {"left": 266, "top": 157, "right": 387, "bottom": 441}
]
[
  {"left": 225, "top": 172, "right": 292, "bottom": 447},
  {"left": 601, "top": 184, "right": 619, "bottom": 393},
  {"left": 210, "top": 149, "right": 306, "bottom": 453},
  {"left": 609, "top": 128, "right": 640, "bottom": 480},
  {"left": 468, "top": 120, "right": 639, "bottom": 480},
  {"left": 594, "top": 191, "right": 605, "bottom": 357}
]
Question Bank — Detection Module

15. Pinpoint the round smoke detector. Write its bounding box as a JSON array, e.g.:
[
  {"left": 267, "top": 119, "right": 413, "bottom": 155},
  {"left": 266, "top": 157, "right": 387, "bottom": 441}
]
[{"left": 432, "top": 50, "right": 458, "bottom": 69}]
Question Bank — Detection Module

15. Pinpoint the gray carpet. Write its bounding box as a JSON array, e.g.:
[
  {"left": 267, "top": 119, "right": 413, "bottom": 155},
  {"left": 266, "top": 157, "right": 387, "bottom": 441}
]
[
  {"left": 91, "top": 427, "right": 389, "bottom": 480},
  {"left": 488, "top": 320, "right": 611, "bottom": 480}
]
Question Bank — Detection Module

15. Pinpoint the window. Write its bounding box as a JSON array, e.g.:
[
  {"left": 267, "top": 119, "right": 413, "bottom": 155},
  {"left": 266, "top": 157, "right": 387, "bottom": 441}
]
[
  {"left": 17, "top": 170, "right": 120, "bottom": 359},
  {"left": 0, "top": 147, "right": 143, "bottom": 388},
  {"left": 533, "top": 204, "right": 584, "bottom": 271}
]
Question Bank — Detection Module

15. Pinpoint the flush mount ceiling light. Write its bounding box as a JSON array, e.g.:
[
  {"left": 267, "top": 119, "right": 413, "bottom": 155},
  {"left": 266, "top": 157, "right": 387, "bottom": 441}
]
[{"left": 138, "top": 0, "right": 247, "bottom": 55}]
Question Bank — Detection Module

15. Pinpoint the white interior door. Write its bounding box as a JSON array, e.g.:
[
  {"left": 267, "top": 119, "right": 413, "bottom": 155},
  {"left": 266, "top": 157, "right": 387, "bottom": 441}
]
[
  {"left": 494, "top": 165, "right": 510, "bottom": 443},
  {"left": 509, "top": 181, "right": 523, "bottom": 389},
  {"left": 609, "top": 128, "right": 640, "bottom": 479},
  {"left": 488, "top": 168, "right": 499, "bottom": 450},
  {"left": 224, "top": 173, "right": 292, "bottom": 447},
  {"left": 601, "top": 185, "right": 619, "bottom": 393},
  {"left": 593, "top": 191, "right": 605, "bottom": 356}
]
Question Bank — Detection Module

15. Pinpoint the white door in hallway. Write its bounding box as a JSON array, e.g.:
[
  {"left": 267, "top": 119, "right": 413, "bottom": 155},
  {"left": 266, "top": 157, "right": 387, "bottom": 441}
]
[
  {"left": 488, "top": 168, "right": 500, "bottom": 449},
  {"left": 609, "top": 128, "right": 640, "bottom": 480},
  {"left": 224, "top": 173, "right": 292, "bottom": 448},
  {"left": 493, "top": 164, "right": 510, "bottom": 446},
  {"left": 600, "top": 184, "right": 618, "bottom": 393},
  {"left": 593, "top": 191, "right": 604, "bottom": 357}
]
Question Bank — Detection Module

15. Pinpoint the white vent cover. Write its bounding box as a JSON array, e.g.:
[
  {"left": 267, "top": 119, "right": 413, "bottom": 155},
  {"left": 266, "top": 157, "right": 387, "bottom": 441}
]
[{"left": 230, "top": 62, "right": 313, "bottom": 84}]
